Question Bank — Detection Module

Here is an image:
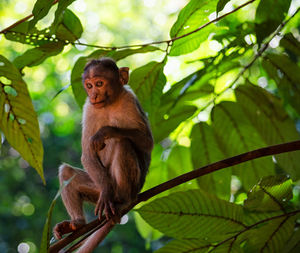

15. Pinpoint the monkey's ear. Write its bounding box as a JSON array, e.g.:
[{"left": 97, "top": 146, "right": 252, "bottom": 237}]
[{"left": 119, "top": 67, "right": 129, "bottom": 85}]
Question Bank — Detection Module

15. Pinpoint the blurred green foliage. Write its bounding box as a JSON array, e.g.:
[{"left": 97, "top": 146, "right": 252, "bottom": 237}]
[{"left": 0, "top": 0, "right": 300, "bottom": 252}]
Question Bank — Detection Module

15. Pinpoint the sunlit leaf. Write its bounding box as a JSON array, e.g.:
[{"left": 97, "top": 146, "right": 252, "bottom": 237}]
[
  {"left": 137, "top": 190, "right": 246, "bottom": 240},
  {"left": 191, "top": 122, "right": 231, "bottom": 200},
  {"left": 212, "top": 101, "right": 275, "bottom": 189},
  {"left": 255, "top": 0, "right": 292, "bottom": 44},
  {"left": 244, "top": 175, "right": 293, "bottom": 212},
  {"left": 235, "top": 84, "right": 300, "bottom": 179},
  {"left": 0, "top": 55, "right": 44, "bottom": 182}
]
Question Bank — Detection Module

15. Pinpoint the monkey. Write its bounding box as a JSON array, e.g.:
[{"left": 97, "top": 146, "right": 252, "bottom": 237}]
[{"left": 53, "top": 58, "right": 154, "bottom": 245}]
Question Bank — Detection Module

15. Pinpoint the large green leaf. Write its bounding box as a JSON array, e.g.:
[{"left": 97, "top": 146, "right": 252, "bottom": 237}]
[
  {"left": 28, "top": 0, "right": 54, "bottom": 30},
  {"left": 13, "top": 42, "right": 65, "bottom": 69},
  {"left": 262, "top": 53, "right": 300, "bottom": 115},
  {"left": 280, "top": 33, "right": 300, "bottom": 57},
  {"left": 244, "top": 175, "right": 293, "bottom": 212},
  {"left": 235, "top": 84, "right": 300, "bottom": 179},
  {"left": 0, "top": 55, "right": 44, "bottom": 182},
  {"left": 152, "top": 105, "right": 197, "bottom": 143},
  {"left": 212, "top": 101, "right": 275, "bottom": 189},
  {"left": 243, "top": 216, "right": 296, "bottom": 252},
  {"left": 190, "top": 122, "right": 231, "bottom": 200},
  {"left": 129, "top": 61, "right": 166, "bottom": 115},
  {"left": 70, "top": 46, "right": 160, "bottom": 108},
  {"left": 156, "top": 239, "right": 211, "bottom": 253},
  {"left": 137, "top": 190, "right": 246, "bottom": 240},
  {"left": 169, "top": 0, "right": 218, "bottom": 55},
  {"left": 170, "top": 0, "right": 217, "bottom": 38},
  {"left": 255, "top": 0, "right": 292, "bottom": 44}
]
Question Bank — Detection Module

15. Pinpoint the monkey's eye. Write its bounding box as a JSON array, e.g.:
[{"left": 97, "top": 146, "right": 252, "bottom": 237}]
[
  {"left": 86, "top": 83, "right": 92, "bottom": 89},
  {"left": 96, "top": 81, "right": 103, "bottom": 87}
]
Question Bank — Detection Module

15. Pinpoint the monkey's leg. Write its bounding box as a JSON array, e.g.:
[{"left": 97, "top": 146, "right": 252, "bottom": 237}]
[
  {"left": 54, "top": 163, "right": 99, "bottom": 239},
  {"left": 110, "top": 139, "right": 141, "bottom": 211}
]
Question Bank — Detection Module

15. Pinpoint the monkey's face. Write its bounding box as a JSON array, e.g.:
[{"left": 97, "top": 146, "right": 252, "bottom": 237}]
[{"left": 84, "top": 69, "right": 121, "bottom": 108}]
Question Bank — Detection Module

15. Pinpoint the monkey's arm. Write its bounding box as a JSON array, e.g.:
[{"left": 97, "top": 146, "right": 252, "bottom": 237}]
[{"left": 91, "top": 126, "right": 153, "bottom": 152}]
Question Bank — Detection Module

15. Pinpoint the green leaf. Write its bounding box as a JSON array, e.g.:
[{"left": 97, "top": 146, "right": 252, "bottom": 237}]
[
  {"left": 13, "top": 42, "right": 65, "bottom": 69},
  {"left": 170, "top": 0, "right": 217, "bottom": 38},
  {"left": 191, "top": 122, "right": 231, "bottom": 200},
  {"left": 235, "top": 84, "right": 300, "bottom": 180},
  {"left": 212, "top": 101, "right": 275, "bottom": 189},
  {"left": 0, "top": 55, "right": 44, "bottom": 182},
  {"left": 152, "top": 105, "right": 197, "bottom": 143},
  {"left": 243, "top": 216, "right": 296, "bottom": 252},
  {"left": 169, "top": 26, "right": 214, "bottom": 56},
  {"left": 283, "top": 228, "right": 300, "bottom": 253},
  {"left": 217, "top": 0, "right": 231, "bottom": 14},
  {"left": 169, "top": 0, "right": 218, "bottom": 55},
  {"left": 55, "top": 9, "right": 83, "bottom": 42},
  {"left": 262, "top": 53, "right": 300, "bottom": 115},
  {"left": 244, "top": 175, "right": 293, "bottom": 212},
  {"left": 137, "top": 190, "right": 246, "bottom": 240},
  {"left": 4, "top": 22, "right": 55, "bottom": 47},
  {"left": 129, "top": 61, "right": 166, "bottom": 115},
  {"left": 70, "top": 46, "right": 160, "bottom": 108},
  {"left": 51, "top": 0, "right": 77, "bottom": 33},
  {"left": 29, "top": 0, "right": 54, "bottom": 30},
  {"left": 156, "top": 239, "right": 211, "bottom": 253},
  {"left": 255, "top": 0, "right": 292, "bottom": 44},
  {"left": 280, "top": 33, "right": 300, "bottom": 57}
]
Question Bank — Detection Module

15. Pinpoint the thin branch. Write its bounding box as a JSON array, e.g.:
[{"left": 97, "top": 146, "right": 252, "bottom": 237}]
[
  {"left": 49, "top": 140, "right": 300, "bottom": 252},
  {"left": 1, "top": 0, "right": 256, "bottom": 50},
  {"left": 227, "top": 6, "right": 300, "bottom": 89},
  {"left": 0, "top": 0, "right": 59, "bottom": 34}
]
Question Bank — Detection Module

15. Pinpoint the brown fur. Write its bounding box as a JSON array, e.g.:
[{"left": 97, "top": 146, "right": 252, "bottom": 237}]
[{"left": 53, "top": 58, "right": 153, "bottom": 251}]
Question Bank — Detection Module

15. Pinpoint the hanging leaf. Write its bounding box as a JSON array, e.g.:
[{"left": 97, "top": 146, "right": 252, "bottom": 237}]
[
  {"left": 70, "top": 46, "right": 160, "bottom": 108},
  {"left": 28, "top": 0, "right": 54, "bottom": 30},
  {"left": 0, "top": 55, "right": 44, "bottom": 182},
  {"left": 244, "top": 175, "right": 293, "bottom": 212},
  {"left": 242, "top": 216, "right": 296, "bottom": 252},
  {"left": 137, "top": 190, "right": 246, "bottom": 241},
  {"left": 156, "top": 239, "right": 211, "bottom": 253},
  {"left": 235, "top": 84, "right": 300, "bottom": 179},
  {"left": 191, "top": 122, "right": 231, "bottom": 200},
  {"left": 255, "top": 0, "right": 292, "bottom": 44},
  {"left": 211, "top": 101, "right": 275, "bottom": 189},
  {"left": 13, "top": 42, "right": 65, "bottom": 69},
  {"left": 262, "top": 53, "right": 300, "bottom": 115},
  {"left": 129, "top": 61, "right": 166, "bottom": 115}
]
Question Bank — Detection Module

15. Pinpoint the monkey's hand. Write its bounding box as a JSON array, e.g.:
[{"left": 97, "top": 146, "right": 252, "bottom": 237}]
[
  {"left": 53, "top": 219, "right": 85, "bottom": 240},
  {"left": 95, "top": 187, "right": 116, "bottom": 220},
  {"left": 90, "top": 130, "right": 107, "bottom": 151}
]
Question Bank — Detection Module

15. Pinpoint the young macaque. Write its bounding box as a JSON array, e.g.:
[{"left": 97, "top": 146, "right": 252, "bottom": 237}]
[{"left": 53, "top": 58, "right": 153, "bottom": 242}]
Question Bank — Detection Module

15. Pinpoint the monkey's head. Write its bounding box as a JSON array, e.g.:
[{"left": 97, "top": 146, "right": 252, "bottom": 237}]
[{"left": 82, "top": 58, "right": 129, "bottom": 108}]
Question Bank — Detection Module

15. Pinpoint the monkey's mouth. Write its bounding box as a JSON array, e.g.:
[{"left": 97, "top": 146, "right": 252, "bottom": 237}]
[{"left": 91, "top": 100, "right": 106, "bottom": 106}]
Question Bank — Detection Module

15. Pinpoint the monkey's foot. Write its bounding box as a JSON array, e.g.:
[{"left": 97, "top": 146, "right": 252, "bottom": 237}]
[{"left": 53, "top": 219, "right": 85, "bottom": 240}]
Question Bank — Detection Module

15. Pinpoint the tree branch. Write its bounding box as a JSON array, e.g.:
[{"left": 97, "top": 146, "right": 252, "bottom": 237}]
[{"left": 49, "top": 140, "right": 300, "bottom": 252}]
